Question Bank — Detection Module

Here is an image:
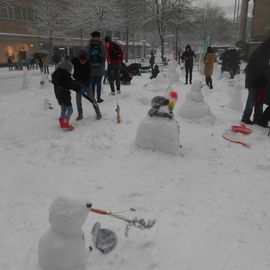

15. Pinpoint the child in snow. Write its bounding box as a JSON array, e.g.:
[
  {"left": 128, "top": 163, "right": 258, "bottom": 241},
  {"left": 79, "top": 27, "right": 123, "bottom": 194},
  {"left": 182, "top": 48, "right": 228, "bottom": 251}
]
[
  {"left": 51, "top": 56, "right": 101, "bottom": 130},
  {"left": 150, "top": 65, "right": 160, "bottom": 79}
]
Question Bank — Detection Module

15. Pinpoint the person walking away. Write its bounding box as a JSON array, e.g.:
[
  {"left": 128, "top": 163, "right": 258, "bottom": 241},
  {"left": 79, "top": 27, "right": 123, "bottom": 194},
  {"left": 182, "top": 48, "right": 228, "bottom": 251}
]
[
  {"left": 105, "top": 35, "right": 124, "bottom": 95},
  {"left": 181, "top": 44, "right": 196, "bottom": 84},
  {"left": 71, "top": 49, "right": 92, "bottom": 120},
  {"left": 51, "top": 56, "right": 101, "bottom": 131},
  {"left": 204, "top": 46, "right": 217, "bottom": 89},
  {"left": 87, "top": 31, "right": 106, "bottom": 103},
  {"left": 7, "top": 56, "right": 13, "bottom": 71},
  {"left": 241, "top": 37, "right": 270, "bottom": 125},
  {"left": 42, "top": 54, "right": 49, "bottom": 74},
  {"left": 149, "top": 52, "right": 155, "bottom": 73}
]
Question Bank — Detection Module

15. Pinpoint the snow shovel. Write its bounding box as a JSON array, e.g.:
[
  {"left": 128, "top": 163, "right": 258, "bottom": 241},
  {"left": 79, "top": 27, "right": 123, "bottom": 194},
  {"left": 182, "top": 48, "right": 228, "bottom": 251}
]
[{"left": 86, "top": 204, "right": 156, "bottom": 237}]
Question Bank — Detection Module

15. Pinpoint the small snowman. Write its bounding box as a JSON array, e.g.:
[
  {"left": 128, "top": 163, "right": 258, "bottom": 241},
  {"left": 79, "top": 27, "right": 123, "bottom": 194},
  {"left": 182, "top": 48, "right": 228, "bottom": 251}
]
[
  {"left": 227, "top": 79, "right": 243, "bottom": 111},
  {"left": 135, "top": 92, "right": 181, "bottom": 155},
  {"left": 167, "top": 55, "right": 179, "bottom": 83},
  {"left": 178, "top": 80, "right": 215, "bottom": 123},
  {"left": 38, "top": 196, "right": 89, "bottom": 270}
]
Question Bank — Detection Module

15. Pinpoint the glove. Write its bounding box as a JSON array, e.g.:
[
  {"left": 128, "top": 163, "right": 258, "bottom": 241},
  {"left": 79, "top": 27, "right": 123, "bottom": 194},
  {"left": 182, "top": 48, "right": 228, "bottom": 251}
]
[{"left": 80, "top": 87, "right": 88, "bottom": 95}]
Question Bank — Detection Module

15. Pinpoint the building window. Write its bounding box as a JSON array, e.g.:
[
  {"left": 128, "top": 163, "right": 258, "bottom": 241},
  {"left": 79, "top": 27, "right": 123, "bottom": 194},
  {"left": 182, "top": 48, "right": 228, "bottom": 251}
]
[
  {"left": 0, "top": 7, "right": 8, "bottom": 18},
  {"left": 8, "top": 7, "right": 14, "bottom": 19},
  {"left": 22, "top": 8, "right": 27, "bottom": 20},
  {"left": 14, "top": 7, "right": 22, "bottom": 20},
  {"left": 27, "top": 8, "right": 34, "bottom": 21}
]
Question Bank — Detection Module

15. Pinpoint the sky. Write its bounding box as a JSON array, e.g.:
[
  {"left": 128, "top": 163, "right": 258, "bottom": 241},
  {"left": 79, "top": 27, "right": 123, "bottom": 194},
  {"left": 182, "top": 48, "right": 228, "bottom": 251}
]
[{"left": 212, "top": 0, "right": 236, "bottom": 7}]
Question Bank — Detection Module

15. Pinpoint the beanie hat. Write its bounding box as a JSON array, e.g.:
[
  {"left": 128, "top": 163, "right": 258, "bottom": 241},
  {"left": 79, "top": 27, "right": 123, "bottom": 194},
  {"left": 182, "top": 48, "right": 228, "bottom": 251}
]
[
  {"left": 91, "top": 31, "right": 101, "bottom": 38},
  {"left": 104, "top": 36, "right": 111, "bottom": 43},
  {"left": 58, "top": 56, "right": 73, "bottom": 73},
  {"left": 79, "top": 49, "right": 89, "bottom": 61}
]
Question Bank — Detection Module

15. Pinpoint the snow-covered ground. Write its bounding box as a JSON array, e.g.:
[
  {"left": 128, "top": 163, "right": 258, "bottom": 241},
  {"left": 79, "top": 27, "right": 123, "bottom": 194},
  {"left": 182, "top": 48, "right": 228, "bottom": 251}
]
[{"left": 1, "top": 64, "right": 270, "bottom": 270}]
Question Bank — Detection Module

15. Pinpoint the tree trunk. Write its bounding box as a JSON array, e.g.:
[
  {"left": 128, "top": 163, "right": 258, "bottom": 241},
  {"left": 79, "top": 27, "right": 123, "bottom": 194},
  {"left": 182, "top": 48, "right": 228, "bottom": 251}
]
[
  {"left": 125, "top": 26, "right": 129, "bottom": 63},
  {"left": 49, "top": 28, "right": 53, "bottom": 63},
  {"left": 175, "top": 27, "right": 179, "bottom": 61}
]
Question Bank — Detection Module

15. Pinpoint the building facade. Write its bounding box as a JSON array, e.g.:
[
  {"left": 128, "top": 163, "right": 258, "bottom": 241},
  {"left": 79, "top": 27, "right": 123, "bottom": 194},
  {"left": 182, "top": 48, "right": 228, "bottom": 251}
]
[{"left": 0, "top": 0, "right": 151, "bottom": 65}]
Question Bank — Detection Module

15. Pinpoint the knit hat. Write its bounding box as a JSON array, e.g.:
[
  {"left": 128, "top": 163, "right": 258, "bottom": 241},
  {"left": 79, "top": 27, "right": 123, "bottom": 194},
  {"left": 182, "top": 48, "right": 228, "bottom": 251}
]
[
  {"left": 104, "top": 36, "right": 111, "bottom": 43},
  {"left": 79, "top": 49, "right": 89, "bottom": 61},
  {"left": 58, "top": 56, "right": 73, "bottom": 73},
  {"left": 91, "top": 31, "right": 101, "bottom": 38}
]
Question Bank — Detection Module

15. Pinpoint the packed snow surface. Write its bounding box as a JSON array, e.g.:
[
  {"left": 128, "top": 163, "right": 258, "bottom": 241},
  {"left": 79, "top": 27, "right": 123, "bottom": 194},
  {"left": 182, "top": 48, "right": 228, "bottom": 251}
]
[{"left": 1, "top": 65, "right": 270, "bottom": 270}]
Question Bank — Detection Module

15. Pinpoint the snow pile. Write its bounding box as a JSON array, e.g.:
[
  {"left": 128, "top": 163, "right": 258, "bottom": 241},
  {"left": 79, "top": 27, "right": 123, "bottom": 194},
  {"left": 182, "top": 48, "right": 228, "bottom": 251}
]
[
  {"left": 135, "top": 96, "right": 180, "bottom": 155},
  {"left": 146, "top": 72, "right": 169, "bottom": 92},
  {"left": 22, "top": 70, "right": 30, "bottom": 89},
  {"left": 38, "top": 196, "right": 89, "bottom": 270},
  {"left": 167, "top": 57, "right": 179, "bottom": 83},
  {"left": 178, "top": 80, "right": 215, "bottom": 123},
  {"left": 227, "top": 79, "right": 243, "bottom": 111}
]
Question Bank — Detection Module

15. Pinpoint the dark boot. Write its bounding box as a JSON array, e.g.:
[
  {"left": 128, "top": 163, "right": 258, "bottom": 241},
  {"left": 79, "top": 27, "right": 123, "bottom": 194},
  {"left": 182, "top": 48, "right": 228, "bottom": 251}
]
[{"left": 76, "top": 113, "right": 83, "bottom": 121}]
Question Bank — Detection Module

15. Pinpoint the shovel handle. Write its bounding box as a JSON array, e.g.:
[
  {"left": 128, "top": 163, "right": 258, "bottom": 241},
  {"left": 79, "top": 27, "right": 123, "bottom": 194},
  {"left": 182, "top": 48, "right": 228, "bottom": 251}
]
[{"left": 90, "top": 208, "right": 108, "bottom": 215}]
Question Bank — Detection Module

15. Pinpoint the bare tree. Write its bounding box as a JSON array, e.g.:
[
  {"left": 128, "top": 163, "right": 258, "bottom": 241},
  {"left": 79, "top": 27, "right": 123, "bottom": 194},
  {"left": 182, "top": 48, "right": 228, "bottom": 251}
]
[
  {"left": 194, "top": 1, "right": 231, "bottom": 43},
  {"left": 147, "top": 0, "right": 192, "bottom": 62},
  {"left": 117, "top": 0, "right": 147, "bottom": 62},
  {"left": 67, "top": 0, "right": 93, "bottom": 47},
  {"left": 29, "top": 0, "right": 67, "bottom": 58}
]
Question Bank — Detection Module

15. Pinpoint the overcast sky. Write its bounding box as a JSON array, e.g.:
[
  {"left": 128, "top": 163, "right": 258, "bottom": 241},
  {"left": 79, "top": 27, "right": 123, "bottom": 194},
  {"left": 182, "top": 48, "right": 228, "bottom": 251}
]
[{"left": 206, "top": 0, "right": 236, "bottom": 7}]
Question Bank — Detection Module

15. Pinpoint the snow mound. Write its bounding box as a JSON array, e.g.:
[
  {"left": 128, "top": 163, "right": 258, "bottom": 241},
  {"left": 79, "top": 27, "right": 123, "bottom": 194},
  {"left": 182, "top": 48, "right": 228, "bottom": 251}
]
[
  {"left": 38, "top": 196, "right": 89, "bottom": 270},
  {"left": 167, "top": 58, "right": 179, "bottom": 83},
  {"left": 178, "top": 80, "right": 215, "bottom": 123},
  {"left": 145, "top": 72, "right": 169, "bottom": 92},
  {"left": 135, "top": 116, "right": 180, "bottom": 155},
  {"left": 227, "top": 79, "right": 243, "bottom": 111}
]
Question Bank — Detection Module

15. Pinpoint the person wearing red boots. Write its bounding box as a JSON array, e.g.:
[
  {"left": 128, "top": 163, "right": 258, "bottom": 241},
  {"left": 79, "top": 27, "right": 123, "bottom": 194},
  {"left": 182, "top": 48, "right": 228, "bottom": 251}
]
[{"left": 51, "top": 56, "right": 102, "bottom": 131}]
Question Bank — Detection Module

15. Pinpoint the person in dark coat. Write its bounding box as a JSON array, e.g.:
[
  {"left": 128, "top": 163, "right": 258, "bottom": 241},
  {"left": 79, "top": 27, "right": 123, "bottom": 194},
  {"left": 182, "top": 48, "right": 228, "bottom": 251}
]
[
  {"left": 150, "top": 65, "right": 160, "bottom": 79},
  {"left": 241, "top": 37, "right": 270, "bottom": 125},
  {"left": 71, "top": 49, "right": 93, "bottom": 120},
  {"left": 181, "top": 44, "right": 196, "bottom": 84},
  {"left": 149, "top": 52, "right": 155, "bottom": 73},
  {"left": 7, "top": 56, "right": 13, "bottom": 71},
  {"left": 52, "top": 56, "right": 101, "bottom": 130},
  {"left": 120, "top": 63, "right": 133, "bottom": 84},
  {"left": 221, "top": 48, "right": 240, "bottom": 79}
]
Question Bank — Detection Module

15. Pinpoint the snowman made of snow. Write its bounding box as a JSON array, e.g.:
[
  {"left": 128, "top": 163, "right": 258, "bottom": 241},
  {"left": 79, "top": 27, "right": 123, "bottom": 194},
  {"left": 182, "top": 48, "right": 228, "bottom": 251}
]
[
  {"left": 135, "top": 95, "right": 180, "bottom": 155},
  {"left": 178, "top": 80, "right": 215, "bottom": 123},
  {"left": 38, "top": 196, "right": 89, "bottom": 270},
  {"left": 167, "top": 56, "right": 179, "bottom": 83}
]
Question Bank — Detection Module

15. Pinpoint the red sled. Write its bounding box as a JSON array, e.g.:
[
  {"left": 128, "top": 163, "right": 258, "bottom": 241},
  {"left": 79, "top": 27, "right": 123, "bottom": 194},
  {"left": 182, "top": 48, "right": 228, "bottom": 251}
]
[{"left": 231, "top": 124, "right": 252, "bottom": 135}]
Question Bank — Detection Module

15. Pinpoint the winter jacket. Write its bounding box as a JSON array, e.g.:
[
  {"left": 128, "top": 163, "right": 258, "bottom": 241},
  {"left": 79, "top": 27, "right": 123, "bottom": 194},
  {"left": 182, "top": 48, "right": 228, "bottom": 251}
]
[
  {"left": 181, "top": 50, "right": 195, "bottom": 67},
  {"left": 52, "top": 68, "right": 81, "bottom": 93},
  {"left": 204, "top": 53, "right": 217, "bottom": 76},
  {"left": 245, "top": 37, "right": 270, "bottom": 89},
  {"left": 71, "top": 57, "right": 91, "bottom": 86},
  {"left": 106, "top": 41, "right": 124, "bottom": 65},
  {"left": 221, "top": 49, "right": 240, "bottom": 73},
  {"left": 87, "top": 37, "right": 107, "bottom": 77}
]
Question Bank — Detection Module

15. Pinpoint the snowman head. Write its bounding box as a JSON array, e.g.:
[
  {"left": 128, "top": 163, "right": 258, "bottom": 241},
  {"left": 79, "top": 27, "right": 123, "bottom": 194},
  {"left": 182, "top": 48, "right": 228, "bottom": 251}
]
[
  {"left": 191, "top": 80, "right": 203, "bottom": 92},
  {"left": 49, "top": 196, "right": 89, "bottom": 235}
]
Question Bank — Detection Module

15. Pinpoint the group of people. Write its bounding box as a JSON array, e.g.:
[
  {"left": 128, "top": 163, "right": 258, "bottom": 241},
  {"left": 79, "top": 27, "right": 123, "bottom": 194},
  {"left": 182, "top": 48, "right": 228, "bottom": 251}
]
[
  {"left": 51, "top": 31, "right": 124, "bottom": 130},
  {"left": 241, "top": 37, "right": 270, "bottom": 128}
]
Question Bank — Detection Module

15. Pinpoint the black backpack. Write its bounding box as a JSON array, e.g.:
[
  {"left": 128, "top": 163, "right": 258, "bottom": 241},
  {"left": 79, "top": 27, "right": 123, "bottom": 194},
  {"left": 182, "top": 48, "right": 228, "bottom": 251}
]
[
  {"left": 89, "top": 44, "right": 103, "bottom": 68},
  {"left": 110, "top": 42, "right": 121, "bottom": 60}
]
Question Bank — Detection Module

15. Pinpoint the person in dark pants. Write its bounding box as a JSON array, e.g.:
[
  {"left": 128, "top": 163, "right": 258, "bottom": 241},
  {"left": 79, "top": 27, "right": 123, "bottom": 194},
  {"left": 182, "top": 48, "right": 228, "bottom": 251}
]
[
  {"left": 241, "top": 37, "right": 270, "bottom": 125},
  {"left": 88, "top": 31, "right": 107, "bottom": 103},
  {"left": 105, "top": 35, "right": 124, "bottom": 95},
  {"left": 7, "top": 56, "right": 13, "bottom": 71},
  {"left": 71, "top": 49, "right": 92, "bottom": 120},
  {"left": 181, "top": 44, "right": 196, "bottom": 84},
  {"left": 150, "top": 65, "right": 160, "bottom": 79},
  {"left": 149, "top": 52, "right": 155, "bottom": 73},
  {"left": 221, "top": 48, "right": 240, "bottom": 79}
]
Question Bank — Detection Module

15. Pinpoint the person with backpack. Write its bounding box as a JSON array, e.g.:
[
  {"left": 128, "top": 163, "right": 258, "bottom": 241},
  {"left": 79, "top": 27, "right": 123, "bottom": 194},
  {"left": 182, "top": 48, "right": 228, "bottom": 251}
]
[
  {"left": 88, "top": 31, "right": 107, "bottom": 103},
  {"left": 104, "top": 35, "right": 124, "bottom": 95},
  {"left": 71, "top": 49, "right": 92, "bottom": 120}
]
